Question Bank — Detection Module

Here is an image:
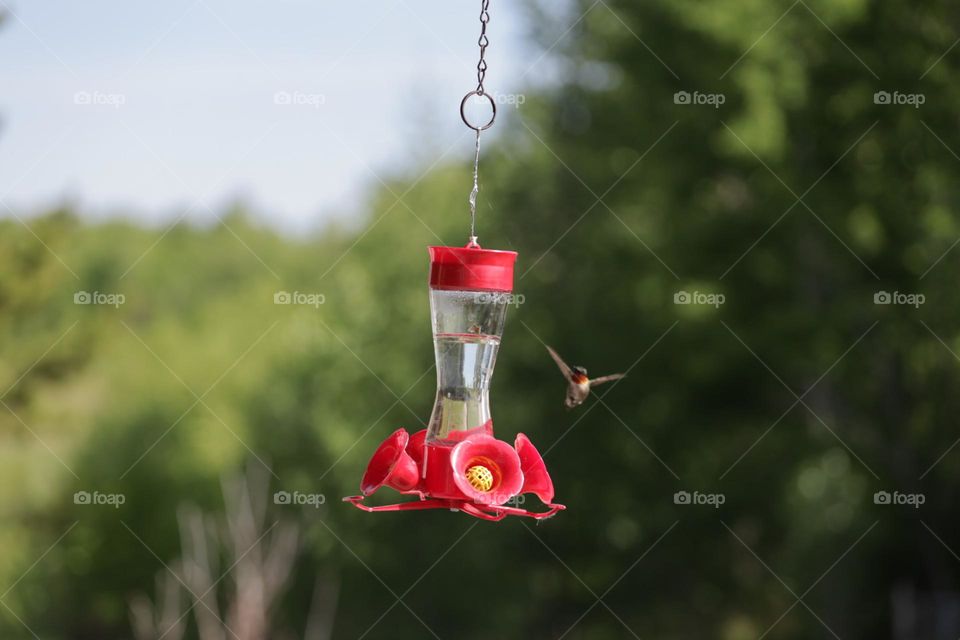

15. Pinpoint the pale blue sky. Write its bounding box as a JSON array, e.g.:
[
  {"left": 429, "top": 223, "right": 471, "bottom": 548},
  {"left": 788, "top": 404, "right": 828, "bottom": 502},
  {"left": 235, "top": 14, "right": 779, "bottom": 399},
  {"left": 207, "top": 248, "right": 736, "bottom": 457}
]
[{"left": 0, "top": 0, "right": 555, "bottom": 231}]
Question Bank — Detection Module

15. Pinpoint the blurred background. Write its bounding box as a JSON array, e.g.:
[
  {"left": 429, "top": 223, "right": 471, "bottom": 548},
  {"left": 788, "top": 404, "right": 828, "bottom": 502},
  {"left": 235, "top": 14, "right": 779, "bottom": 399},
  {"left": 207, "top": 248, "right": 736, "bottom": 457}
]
[{"left": 1, "top": 0, "right": 959, "bottom": 638}]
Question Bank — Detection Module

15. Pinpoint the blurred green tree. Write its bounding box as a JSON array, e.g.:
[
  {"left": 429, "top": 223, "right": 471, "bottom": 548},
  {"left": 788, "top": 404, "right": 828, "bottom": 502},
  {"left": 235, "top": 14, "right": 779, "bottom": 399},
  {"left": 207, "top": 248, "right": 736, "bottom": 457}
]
[{"left": 2, "top": 1, "right": 960, "bottom": 639}]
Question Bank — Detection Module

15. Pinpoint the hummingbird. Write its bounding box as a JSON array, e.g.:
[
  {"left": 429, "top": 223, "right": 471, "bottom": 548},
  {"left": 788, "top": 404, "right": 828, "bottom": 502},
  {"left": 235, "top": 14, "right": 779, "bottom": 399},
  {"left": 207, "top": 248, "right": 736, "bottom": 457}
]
[{"left": 546, "top": 345, "right": 625, "bottom": 409}]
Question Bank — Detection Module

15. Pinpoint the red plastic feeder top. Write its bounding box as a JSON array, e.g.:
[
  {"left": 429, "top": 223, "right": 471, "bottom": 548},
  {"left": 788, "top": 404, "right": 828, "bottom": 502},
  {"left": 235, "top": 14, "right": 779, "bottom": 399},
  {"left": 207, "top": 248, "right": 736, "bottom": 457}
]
[{"left": 429, "top": 245, "right": 517, "bottom": 293}]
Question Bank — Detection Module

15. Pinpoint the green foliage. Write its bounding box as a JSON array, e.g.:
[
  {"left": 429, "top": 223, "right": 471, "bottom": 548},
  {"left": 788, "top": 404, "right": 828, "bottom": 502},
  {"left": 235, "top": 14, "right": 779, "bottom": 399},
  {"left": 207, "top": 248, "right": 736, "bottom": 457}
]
[{"left": 2, "top": 0, "right": 960, "bottom": 638}]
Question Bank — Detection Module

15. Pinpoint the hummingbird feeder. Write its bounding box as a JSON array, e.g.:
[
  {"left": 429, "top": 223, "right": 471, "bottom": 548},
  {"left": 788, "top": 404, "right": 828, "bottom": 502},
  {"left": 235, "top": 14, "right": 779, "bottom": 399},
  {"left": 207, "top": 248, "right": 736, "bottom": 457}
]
[{"left": 343, "top": 0, "right": 564, "bottom": 521}]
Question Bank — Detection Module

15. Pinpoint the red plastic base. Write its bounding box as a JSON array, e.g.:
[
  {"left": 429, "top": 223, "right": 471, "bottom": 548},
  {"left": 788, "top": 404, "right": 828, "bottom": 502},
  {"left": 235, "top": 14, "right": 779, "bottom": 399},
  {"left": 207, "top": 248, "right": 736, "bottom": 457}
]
[
  {"left": 343, "top": 495, "right": 565, "bottom": 522},
  {"left": 346, "top": 424, "right": 564, "bottom": 521}
]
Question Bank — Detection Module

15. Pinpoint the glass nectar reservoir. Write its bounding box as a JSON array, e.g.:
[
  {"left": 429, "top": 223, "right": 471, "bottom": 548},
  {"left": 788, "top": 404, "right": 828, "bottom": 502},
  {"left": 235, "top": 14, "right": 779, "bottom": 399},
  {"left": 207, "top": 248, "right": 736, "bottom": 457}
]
[{"left": 427, "top": 245, "right": 517, "bottom": 443}]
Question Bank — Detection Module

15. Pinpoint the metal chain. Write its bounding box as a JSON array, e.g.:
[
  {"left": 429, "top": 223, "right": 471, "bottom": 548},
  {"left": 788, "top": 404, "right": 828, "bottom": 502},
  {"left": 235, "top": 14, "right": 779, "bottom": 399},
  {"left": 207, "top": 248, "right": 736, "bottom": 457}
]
[
  {"left": 476, "top": 0, "right": 491, "bottom": 96},
  {"left": 464, "top": 0, "right": 493, "bottom": 247}
]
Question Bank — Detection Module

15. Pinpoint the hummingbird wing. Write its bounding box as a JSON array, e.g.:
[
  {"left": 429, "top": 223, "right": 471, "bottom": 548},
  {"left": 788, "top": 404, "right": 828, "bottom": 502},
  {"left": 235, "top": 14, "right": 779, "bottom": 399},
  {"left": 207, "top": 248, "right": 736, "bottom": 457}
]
[
  {"left": 589, "top": 373, "right": 625, "bottom": 387},
  {"left": 546, "top": 345, "right": 573, "bottom": 382}
]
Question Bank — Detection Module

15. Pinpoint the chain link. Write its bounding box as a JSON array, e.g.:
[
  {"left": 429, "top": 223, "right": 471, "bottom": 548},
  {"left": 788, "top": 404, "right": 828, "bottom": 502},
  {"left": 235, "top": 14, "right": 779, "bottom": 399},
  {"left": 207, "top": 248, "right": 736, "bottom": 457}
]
[{"left": 476, "top": 0, "right": 491, "bottom": 95}]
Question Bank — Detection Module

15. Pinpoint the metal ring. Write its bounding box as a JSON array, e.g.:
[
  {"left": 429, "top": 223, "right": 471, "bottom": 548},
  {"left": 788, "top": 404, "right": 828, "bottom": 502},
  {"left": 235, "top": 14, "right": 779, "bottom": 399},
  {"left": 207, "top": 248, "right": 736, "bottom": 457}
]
[{"left": 460, "top": 90, "right": 497, "bottom": 132}]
